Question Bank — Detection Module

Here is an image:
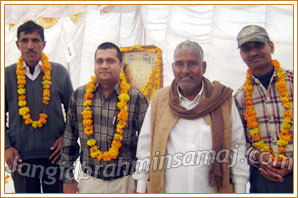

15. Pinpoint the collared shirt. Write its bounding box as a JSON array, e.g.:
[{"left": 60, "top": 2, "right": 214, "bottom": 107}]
[
  {"left": 234, "top": 69, "right": 293, "bottom": 165},
  {"left": 60, "top": 81, "right": 148, "bottom": 183},
  {"left": 24, "top": 61, "right": 42, "bottom": 81},
  {"left": 133, "top": 84, "right": 249, "bottom": 193}
]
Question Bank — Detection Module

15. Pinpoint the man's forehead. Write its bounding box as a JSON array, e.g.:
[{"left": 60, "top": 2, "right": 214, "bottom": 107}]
[
  {"left": 95, "top": 49, "right": 118, "bottom": 59},
  {"left": 174, "top": 49, "right": 201, "bottom": 59},
  {"left": 19, "top": 31, "right": 41, "bottom": 38}
]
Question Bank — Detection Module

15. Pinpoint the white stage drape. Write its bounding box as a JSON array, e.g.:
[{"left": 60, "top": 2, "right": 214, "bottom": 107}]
[{"left": 5, "top": 4, "right": 293, "bottom": 91}]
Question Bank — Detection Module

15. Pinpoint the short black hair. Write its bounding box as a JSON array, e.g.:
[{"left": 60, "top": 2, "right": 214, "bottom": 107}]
[
  {"left": 95, "top": 42, "right": 122, "bottom": 62},
  {"left": 17, "top": 20, "right": 44, "bottom": 41}
]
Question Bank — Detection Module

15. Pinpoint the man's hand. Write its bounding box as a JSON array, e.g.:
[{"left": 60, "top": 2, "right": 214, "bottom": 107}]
[
  {"left": 49, "top": 136, "right": 64, "bottom": 164},
  {"left": 63, "top": 181, "right": 78, "bottom": 193},
  {"left": 5, "top": 147, "right": 22, "bottom": 171},
  {"left": 258, "top": 152, "right": 292, "bottom": 182}
]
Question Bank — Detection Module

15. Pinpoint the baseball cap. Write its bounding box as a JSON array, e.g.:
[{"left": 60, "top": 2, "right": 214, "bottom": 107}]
[{"left": 237, "top": 25, "right": 270, "bottom": 48}]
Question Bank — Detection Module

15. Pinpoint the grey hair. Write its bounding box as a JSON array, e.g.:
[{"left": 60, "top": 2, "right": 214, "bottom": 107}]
[{"left": 174, "top": 40, "right": 204, "bottom": 61}]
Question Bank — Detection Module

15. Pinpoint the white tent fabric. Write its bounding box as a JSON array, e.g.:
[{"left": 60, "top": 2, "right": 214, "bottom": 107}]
[{"left": 5, "top": 4, "right": 293, "bottom": 91}]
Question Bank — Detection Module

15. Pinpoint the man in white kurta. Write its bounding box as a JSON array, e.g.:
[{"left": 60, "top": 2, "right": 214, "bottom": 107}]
[{"left": 133, "top": 40, "right": 249, "bottom": 193}]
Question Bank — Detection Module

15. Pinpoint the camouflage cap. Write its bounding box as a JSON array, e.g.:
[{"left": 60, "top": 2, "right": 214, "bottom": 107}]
[{"left": 237, "top": 25, "right": 270, "bottom": 48}]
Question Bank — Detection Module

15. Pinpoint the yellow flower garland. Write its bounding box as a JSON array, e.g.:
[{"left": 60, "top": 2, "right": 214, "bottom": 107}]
[
  {"left": 244, "top": 59, "right": 292, "bottom": 161},
  {"left": 83, "top": 72, "right": 130, "bottom": 161},
  {"left": 4, "top": 174, "right": 10, "bottom": 184},
  {"left": 16, "top": 53, "right": 52, "bottom": 129},
  {"left": 120, "top": 45, "right": 162, "bottom": 101}
]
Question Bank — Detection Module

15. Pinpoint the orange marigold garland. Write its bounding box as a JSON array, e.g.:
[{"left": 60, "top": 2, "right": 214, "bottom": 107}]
[
  {"left": 83, "top": 72, "right": 130, "bottom": 161},
  {"left": 16, "top": 53, "right": 52, "bottom": 129},
  {"left": 120, "top": 45, "right": 162, "bottom": 101},
  {"left": 244, "top": 59, "right": 292, "bottom": 161}
]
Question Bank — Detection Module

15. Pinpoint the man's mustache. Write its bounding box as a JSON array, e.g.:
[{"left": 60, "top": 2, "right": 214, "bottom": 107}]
[
  {"left": 248, "top": 54, "right": 263, "bottom": 62},
  {"left": 25, "top": 49, "right": 36, "bottom": 54},
  {"left": 179, "top": 75, "right": 193, "bottom": 79}
]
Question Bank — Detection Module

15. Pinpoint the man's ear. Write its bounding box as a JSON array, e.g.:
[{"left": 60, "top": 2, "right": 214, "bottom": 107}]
[
  {"left": 202, "top": 61, "right": 207, "bottom": 74},
  {"left": 269, "top": 41, "right": 274, "bottom": 54},
  {"left": 120, "top": 62, "right": 124, "bottom": 72},
  {"left": 42, "top": 41, "right": 46, "bottom": 50},
  {"left": 16, "top": 41, "right": 20, "bottom": 50}
]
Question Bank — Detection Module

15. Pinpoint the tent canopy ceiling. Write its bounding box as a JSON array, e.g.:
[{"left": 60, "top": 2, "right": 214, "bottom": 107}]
[{"left": 5, "top": 4, "right": 294, "bottom": 91}]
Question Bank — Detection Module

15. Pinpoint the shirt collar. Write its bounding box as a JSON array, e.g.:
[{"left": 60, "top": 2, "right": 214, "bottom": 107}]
[
  {"left": 177, "top": 80, "right": 205, "bottom": 103},
  {"left": 251, "top": 68, "right": 277, "bottom": 85},
  {"left": 24, "top": 60, "right": 42, "bottom": 72},
  {"left": 94, "top": 80, "right": 121, "bottom": 95}
]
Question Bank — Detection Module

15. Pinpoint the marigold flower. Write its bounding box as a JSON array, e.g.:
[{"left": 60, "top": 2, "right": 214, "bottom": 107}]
[
  {"left": 22, "top": 114, "right": 30, "bottom": 120},
  {"left": 112, "top": 140, "right": 122, "bottom": 149},
  {"left": 103, "top": 152, "right": 112, "bottom": 161},
  {"left": 87, "top": 139, "right": 96, "bottom": 146},
  {"left": 283, "top": 102, "right": 292, "bottom": 109},
  {"left": 43, "top": 84, "right": 50, "bottom": 89},
  {"left": 18, "top": 100, "right": 27, "bottom": 107},
  {"left": 114, "top": 134, "right": 123, "bottom": 141},
  {"left": 42, "top": 80, "right": 52, "bottom": 85},
  {"left": 18, "top": 95, "right": 26, "bottom": 100},
  {"left": 90, "top": 145, "right": 99, "bottom": 153},
  {"left": 25, "top": 118, "right": 33, "bottom": 125},
  {"left": 40, "top": 113, "right": 48, "bottom": 119},
  {"left": 116, "top": 127, "right": 124, "bottom": 134},
  {"left": 43, "top": 89, "right": 50, "bottom": 97},
  {"left": 17, "top": 88, "right": 25, "bottom": 95},
  {"left": 83, "top": 119, "right": 93, "bottom": 126},
  {"left": 109, "top": 148, "right": 119, "bottom": 159},
  {"left": 84, "top": 93, "right": 94, "bottom": 100},
  {"left": 118, "top": 93, "right": 130, "bottom": 102},
  {"left": 282, "top": 121, "right": 291, "bottom": 129},
  {"left": 279, "top": 134, "right": 291, "bottom": 142},
  {"left": 40, "top": 118, "right": 47, "bottom": 124},
  {"left": 18, "top": 84, "right": 25, "bottom": 89},
  {"left": 280, "top": 128, "right": 289, "bottom": 134},
  {"left": 19, "top": 107, "right": 30, "bottom": 116},
  {"left": 84, "top": 126, "right": 94, "bottom": 135},
  {"left": 16, "top": 69, "right": 26, "bottom": 75},
  {"left": 251, "top": 134, "right": 260, "bottom": 141},
  {"left": 37, "top": 120, "right": 42, "bottom": 128},
  {"left": 283, "top": 110, "right": 291, "bottom": 117},
  {"left": 82, "top": 110, "right": 92, "bottom": 119},
  {"left": 97, "top": 152, "right": 103, "bottom": 161},
  {"left": 90, "top": 151, "right": 98, "bottom": 158},
  {"left": 277, "top": 139, "right": 288, "bottom": 146},
  {"left": 32, "top": 121, "right": 38, "bottom": 129},
  {"left": 83, "top": 100, "right": 92, "bottom": 106}
]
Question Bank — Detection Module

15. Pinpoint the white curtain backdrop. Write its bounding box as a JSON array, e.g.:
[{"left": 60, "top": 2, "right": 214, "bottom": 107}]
[{"left": 5, "top": 4, "right": 294, "bottom": 91}]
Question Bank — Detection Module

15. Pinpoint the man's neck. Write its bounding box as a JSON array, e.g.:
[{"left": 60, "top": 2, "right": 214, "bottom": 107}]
[
  {"left": 251, "top": 64, "right": 274, "bottom": 77},
  {"left": 179, "top": 83, "right": 202, "bottom": 101},
  {"left": 25, "top": 61, "right": 39, "bottom": 75},
  {"left": 253, "top": 68, "right": 274, "bottom": 89},
  {"left": 28, "top": 65, "right": 36, "bottom": 75},
  {"left": 99, "top": 81, "right": 118, "bottom": 99}
]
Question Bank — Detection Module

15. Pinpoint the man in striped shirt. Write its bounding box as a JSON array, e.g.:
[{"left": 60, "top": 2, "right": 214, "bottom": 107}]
[
  {"left": 234, "top": 25, "right": 293, "bottom": 193},
  {"left": 60, "top": 42, "right": 148, "bottom": 193}
]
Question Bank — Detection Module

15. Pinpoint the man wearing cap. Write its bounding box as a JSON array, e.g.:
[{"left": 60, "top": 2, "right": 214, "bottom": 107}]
[{"left": 234, "top": 25, "right": 293, "bottom": 193}]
